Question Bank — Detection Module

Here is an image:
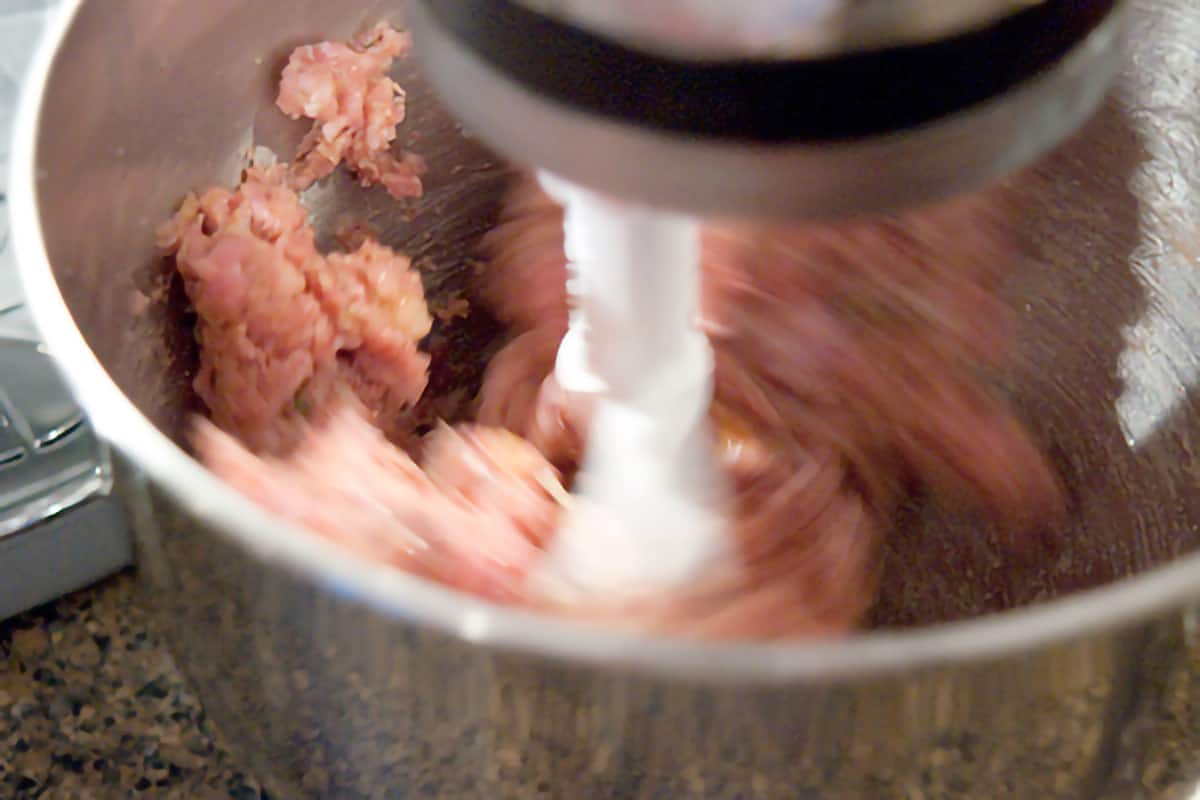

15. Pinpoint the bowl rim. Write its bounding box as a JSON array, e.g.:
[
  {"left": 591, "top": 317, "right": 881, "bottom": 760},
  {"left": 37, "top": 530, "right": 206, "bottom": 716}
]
[{"left": 12, "top": 0, "right": 1200, "bottom": 686}]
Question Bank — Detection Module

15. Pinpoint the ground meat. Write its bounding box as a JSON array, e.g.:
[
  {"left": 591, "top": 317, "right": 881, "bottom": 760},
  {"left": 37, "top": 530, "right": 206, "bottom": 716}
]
[
  {"left": 277, "top": 22, "right": 426, "bottom": 200},
  {"left": 422, "top": 423, "right": 565, "bottom": 547},
  {"left": 319, "top": 239, "right": 433, "bottom": 437},
  {"left": 534, "top": 411, "right": 882, "bottom": 640},
  {"left": 195, "top": 399, "right": 562, "bottom": 604},
  {"left": 476, "top": 325, "right": 582, "bottom": 473},
  {"left": 170, "top": 26, "right": 1063, "bottom": 642},
  {"left": 156, "top": 165, "right": 337, "bottom": 454},
  {"left": 477, "top": 177, "right": 570, "bottom": 333},
  {"left": 698, "top": 200, "right": 1063, "bottom": 546},
  {"left": 473, "top": 174, "right": 1064, "bottom": 636},
  {"left": 158, "top": 165, "right": 430, "bottom": 452}
]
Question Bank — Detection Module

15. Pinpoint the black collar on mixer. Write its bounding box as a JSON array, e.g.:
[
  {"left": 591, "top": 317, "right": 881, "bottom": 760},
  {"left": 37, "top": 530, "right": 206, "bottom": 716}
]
[{"left": 416, "top": 0, "right": 1119, "bottom": 143}]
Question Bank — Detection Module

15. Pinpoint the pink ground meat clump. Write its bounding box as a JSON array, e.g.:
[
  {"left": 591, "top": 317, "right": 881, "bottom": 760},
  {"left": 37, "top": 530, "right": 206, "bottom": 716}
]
[
  {"left": 156, "top": 165, "right": 338, "bottom": 454},
  {"left": 157, "top": 164, "right": 431, "bottom": 453},
  {"left": 277, "top": 22, "right": 426, "bottom": 200}
]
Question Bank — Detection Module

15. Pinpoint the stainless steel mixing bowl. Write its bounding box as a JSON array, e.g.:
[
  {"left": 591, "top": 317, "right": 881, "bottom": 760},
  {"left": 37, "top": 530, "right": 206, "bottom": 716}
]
[{"left": 11, "top": 0, "right": 1200, "bottom": 797}]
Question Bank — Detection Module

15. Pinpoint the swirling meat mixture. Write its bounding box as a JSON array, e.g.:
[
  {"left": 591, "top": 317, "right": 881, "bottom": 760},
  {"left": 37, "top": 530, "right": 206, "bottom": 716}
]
[{"left": 160, "top": 25, "right": 1063, "bottom": 641}]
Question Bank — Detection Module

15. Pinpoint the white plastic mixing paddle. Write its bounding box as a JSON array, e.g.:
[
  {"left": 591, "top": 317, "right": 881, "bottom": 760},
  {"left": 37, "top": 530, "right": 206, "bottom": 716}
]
[{"left": 535, "top": 173, "right": 733, "bottom": 601}]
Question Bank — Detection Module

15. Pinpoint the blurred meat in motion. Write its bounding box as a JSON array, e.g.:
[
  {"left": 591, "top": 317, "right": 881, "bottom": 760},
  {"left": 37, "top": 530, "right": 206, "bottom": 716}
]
[
  {"left": 163, "top": 24, "right": 1064, "bottom": 641},
  {"left": 195, "top": 399, "right": 564, "bottom": 604},
  {"left": 478, "top": 173, "right": 1064, "bottom": 636}
]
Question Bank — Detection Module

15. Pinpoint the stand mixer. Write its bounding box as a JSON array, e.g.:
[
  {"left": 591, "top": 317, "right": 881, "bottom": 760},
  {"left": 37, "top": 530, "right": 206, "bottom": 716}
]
[
  {"left": 405, "top": 0, "right": 1131, "bottom": 598},
  {"left": 23, "top": 0, "right": 1200, "bottom": 796}
]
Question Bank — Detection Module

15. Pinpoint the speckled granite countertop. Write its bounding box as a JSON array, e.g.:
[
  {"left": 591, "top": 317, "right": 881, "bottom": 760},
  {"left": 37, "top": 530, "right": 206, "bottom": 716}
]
[
  {"left": 3, "top": 571, "right": 1200, "bottom": 799},
  {"left": 0, "top": 572, "right": 266, "bottom": 799}
]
